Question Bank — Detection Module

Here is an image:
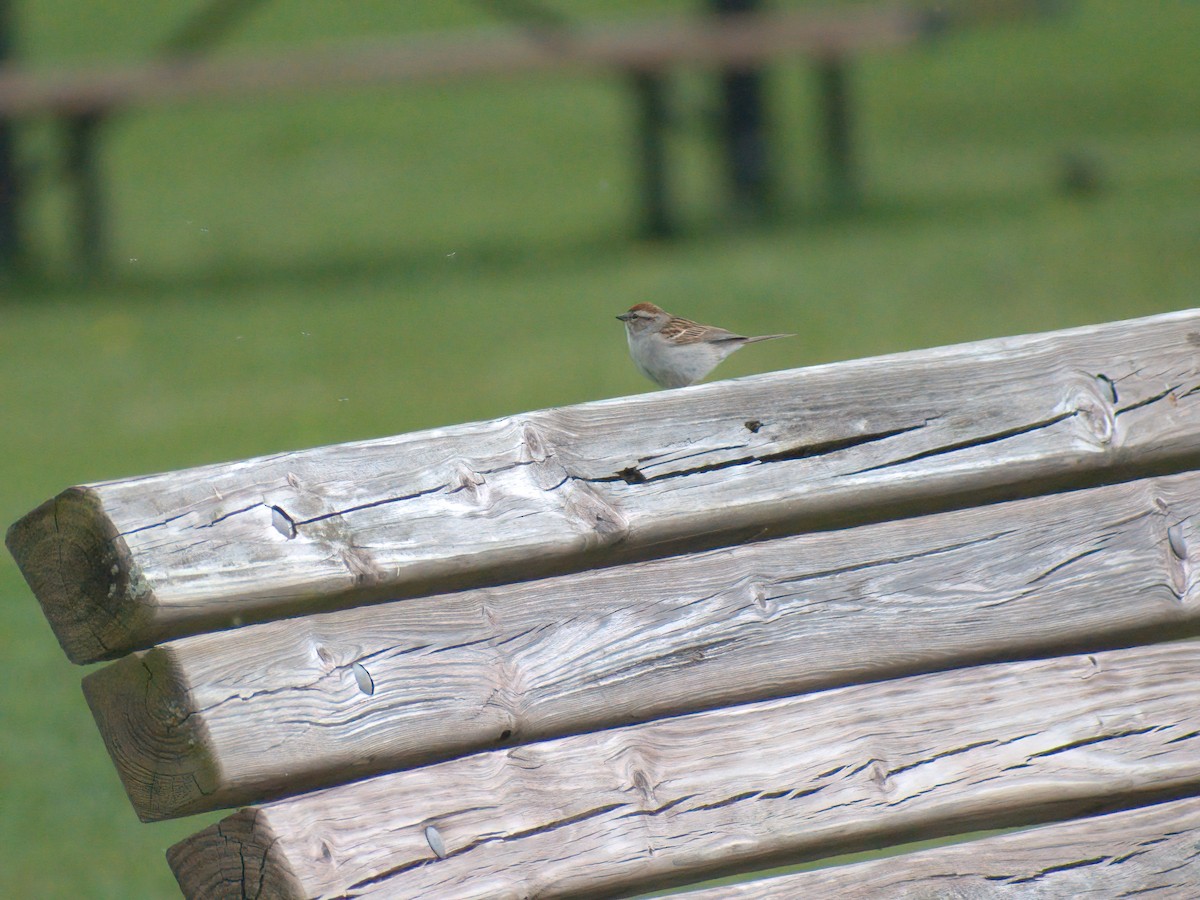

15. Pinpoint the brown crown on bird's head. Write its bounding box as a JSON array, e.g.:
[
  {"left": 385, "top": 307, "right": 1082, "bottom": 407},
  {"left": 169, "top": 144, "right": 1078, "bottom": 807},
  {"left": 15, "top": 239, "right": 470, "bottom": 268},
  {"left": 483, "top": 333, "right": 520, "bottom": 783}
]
[{"left": 616, "top": 302, "right": 667, "bottom": 325}]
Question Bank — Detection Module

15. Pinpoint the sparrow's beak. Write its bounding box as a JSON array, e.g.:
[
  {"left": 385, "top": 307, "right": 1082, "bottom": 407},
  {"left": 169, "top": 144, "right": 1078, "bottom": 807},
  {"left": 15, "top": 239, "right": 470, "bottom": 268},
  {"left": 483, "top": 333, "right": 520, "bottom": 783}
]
[{"left": 616, "top": 312, "right": 633, "bottom": 322}]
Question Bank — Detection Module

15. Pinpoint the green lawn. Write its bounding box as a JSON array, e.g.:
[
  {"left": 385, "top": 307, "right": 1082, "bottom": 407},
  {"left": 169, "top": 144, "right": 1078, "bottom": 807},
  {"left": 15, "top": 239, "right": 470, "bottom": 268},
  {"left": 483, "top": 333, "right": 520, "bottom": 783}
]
[{"left": 2, "top": 1, "right": 1199, "bottom": 896}]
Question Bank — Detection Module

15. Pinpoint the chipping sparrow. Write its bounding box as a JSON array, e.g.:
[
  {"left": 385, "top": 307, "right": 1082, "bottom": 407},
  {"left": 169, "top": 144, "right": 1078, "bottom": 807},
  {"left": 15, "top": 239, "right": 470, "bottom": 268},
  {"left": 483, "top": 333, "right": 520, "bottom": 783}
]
[{"left": 616, "top": 302, "right": 792, "bottom": 388}]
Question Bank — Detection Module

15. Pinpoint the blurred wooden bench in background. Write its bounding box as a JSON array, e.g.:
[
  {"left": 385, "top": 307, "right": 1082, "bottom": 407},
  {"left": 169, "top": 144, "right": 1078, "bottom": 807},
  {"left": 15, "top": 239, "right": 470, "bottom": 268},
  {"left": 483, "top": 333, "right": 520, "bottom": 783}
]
[
  {"left": 0, "top": 0, "right": 1061, "bottom": 277},
  {"left": 9, "top": 308, "right": 1200, "bottom": 897}
]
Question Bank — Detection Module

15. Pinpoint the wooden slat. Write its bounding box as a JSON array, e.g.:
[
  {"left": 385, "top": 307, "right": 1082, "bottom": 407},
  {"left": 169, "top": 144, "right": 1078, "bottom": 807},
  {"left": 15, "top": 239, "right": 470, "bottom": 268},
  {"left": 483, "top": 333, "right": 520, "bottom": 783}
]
[
  {"left": 166, "top": 642, "right": 1200, "bottom": 900},
  {"left": 0, "top": 8, "right": 925, "bottom": 117},
  {"left": 84, "top": 469, "right": 1200, "bottom": 822},
  {"left": 10, "top": 309, "right": 1200, "bottom": 664},
  {"left": 681, "top": 796, "right": 1200, "bottom": 897}
]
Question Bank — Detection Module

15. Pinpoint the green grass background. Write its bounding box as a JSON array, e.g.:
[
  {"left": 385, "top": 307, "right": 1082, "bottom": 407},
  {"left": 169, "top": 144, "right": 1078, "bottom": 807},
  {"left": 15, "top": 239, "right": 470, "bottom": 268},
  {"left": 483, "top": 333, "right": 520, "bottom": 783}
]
[{"left": 2, "top": 1, "right": 1198, "bottom": 895}]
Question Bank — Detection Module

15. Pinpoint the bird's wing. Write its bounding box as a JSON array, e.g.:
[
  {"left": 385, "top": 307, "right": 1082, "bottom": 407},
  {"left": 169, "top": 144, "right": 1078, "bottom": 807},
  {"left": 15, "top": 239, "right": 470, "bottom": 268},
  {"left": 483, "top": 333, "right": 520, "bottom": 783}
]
[{"left": 661, "top": 317, "right": 743, "bottom": 344}]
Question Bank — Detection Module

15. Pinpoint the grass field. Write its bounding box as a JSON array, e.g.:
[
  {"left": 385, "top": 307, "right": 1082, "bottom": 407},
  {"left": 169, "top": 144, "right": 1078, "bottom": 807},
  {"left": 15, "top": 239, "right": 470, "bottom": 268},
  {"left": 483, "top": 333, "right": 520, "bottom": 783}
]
[{"left": 2, "top": 1, "right": 1199, "bottom": 895}]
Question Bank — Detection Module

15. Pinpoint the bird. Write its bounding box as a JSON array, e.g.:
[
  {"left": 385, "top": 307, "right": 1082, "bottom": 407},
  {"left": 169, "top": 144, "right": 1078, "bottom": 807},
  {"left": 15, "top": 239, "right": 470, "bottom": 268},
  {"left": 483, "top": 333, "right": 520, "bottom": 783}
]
[{"left": 616, "top": 302, "right": 792, "bottom": 389}]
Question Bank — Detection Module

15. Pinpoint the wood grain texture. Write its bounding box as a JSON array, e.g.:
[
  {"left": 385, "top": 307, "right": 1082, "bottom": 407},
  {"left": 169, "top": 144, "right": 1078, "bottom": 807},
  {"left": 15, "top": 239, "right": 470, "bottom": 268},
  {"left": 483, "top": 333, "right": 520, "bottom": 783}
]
[
  {"left": 12, "top": 309, "right": 1200, "bottom": 664},
  {"left": 167, "top": 642, "right": 1200, "bottom": 900},
  {"left": 167, "top": 809, "right": 302, "bottom": 900},
  {"left": 3, "top": 488, "right": 152, "bottom": 661},
  {"left": 86, "top": 469, "right": 1200, "bottom": 822},
  {"left": 682, "top": 796, "right": 1200, "bottom": 898}
]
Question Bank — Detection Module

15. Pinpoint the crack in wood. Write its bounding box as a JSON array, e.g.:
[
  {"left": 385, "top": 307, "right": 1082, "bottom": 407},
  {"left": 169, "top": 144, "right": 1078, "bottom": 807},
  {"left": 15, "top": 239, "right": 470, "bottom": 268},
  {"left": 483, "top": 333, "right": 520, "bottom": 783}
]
[
  {"left": 768, "top": 530, "right": 1017, "bottom": 589},
  {"left": 429, "top": 635, "right": 496, "bottom": 655},
  {"left": 1107, "top": 508, "right": 1158, "bottom": 530},
  {"left": 688, "top": 790, "right": 763, "bottom": 812},
  {"left": 1116, "top": 385, "right": 1183, "bottom": 416},
  {"left": 607, "top": 424, "right": 928, "bottom": 486},
  {"left": 199, "top": 502, "right": 265, "bottom": 529},
  {"left": 341, "top": 803, "right": 626, "bottom": 892},
  {"left": 117, "top": 511, "right": 188, "bottom": 537},
  {"left": 181, "top": 678, "right": 328, "bottom": 724},
  {"left": 181, "top": 643, "right": 411, "bottom": 726},
  {"left": 1024, "top": 726, "right": 1160, "bottom": 759},
  {"left": 787, "top": 786, "right": 825, "bottom": 801},
  {"left": 848, "top": 412, "right": 1078, "bottom": 476},
  {"left": 294, "top": 487, "right": 446, "bottom": 527},
  {"left": 1025, "top": 546, "right": 1108, "bottom": 586},
  {"left": 637, "top": 443, "right": 752, "bottom": 469},
  {"left": 616, "top": 794, "right": 697, "bottom": 819},
  {"left": 598, "top": 637, "right": 741, "bottom": 682},
  {"left": 847, "top": 758, "right": 882, "bottom": 777},
  {"left": 1110, "top": 847, "right": 1153, "bottom": 865},
  {"left": 494, "top": 624, "right": 551, "bottom": 647},
  {"left": 885, "top": 739, "right": 998, "bottom": 779},
  {"left": 183, "top": 459, "right": 545, "bottom": 536},
  {"left": 1163, "top": 729, "right": 1200, "bottom": 745},
  {"left": 277, "top": 697, "right": 440, "bottom": 731},
  {"left": 228, "top": 814, "right": 276, "bottom": 900},
  {"left": 886, "top": 778, "right": 967, "bottom": 807},
  {"left": 1003, "top": 855, "right": 1112, "bottom": 884},
  {"left": 117, "top": 473, "right": 521, "bottom": 538}
]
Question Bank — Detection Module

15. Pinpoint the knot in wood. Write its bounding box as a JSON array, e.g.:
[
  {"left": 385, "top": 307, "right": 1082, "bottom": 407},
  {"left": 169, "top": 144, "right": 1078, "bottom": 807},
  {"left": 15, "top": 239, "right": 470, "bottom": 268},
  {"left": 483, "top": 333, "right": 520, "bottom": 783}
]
[
  {"left": 562, "top": 483, "right": 628, "bottom": 545},
  {"left": 749, "top": 581, "right": 778, "bottom": 618},
  {"left": 1166, "top": 520, "right": 1191, "bottom": 600},
  {"left": 341, "top": 546, "right": 382, "bottom": 586},
  {"left": 453, "top": 464, "right": 487, "bottom": 503},
  {"left": 520, "top": 421, "right": 551, "bottom": 463},
  {"left": 1073, "top": 393, "right": 1115, "bottom": 447}
]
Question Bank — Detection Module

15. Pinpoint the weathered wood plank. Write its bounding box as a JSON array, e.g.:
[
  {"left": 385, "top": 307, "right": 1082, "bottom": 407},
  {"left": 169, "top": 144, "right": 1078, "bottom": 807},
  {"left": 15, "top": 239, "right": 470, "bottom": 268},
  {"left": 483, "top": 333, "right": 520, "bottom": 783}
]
[
  {"left": 166, "top": 642, "right": 1200, "bottom": 900},
  {"left": 11, "top": 309, "right": 1200, "bottom": 663},
  {"left": 85, "top": 469, "right": 1200, "bottom": 822},
  {"left": 681, "top": 796, "right": 1200, "bottom": 898}
]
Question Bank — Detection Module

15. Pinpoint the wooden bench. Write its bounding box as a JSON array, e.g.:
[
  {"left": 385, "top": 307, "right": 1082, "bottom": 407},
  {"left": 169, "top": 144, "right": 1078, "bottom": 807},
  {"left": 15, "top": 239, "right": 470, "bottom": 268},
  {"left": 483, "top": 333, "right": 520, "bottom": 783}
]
[
  {"left": 0, "top": 0, "right": 1059, "bottom": 276},
  {"left": 8, "top": 309, "right": 1200, "bottom": 897}
]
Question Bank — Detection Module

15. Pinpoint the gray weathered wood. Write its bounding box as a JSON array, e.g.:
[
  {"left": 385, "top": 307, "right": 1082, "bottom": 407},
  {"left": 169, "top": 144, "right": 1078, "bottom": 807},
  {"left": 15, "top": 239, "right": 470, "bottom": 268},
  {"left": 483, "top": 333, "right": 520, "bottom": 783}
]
[
  {"left": 11, "top": 309, "right": 1200, "bottom": 664},
  {"left": 85, "top": 469, "right": 1200, "bottom": 822},
  {"left": 681, "top": 795, "right": 1200, "bottom": 898},
  {"left": 166, "top": 641, "right": 1200, "bottom": 899}
]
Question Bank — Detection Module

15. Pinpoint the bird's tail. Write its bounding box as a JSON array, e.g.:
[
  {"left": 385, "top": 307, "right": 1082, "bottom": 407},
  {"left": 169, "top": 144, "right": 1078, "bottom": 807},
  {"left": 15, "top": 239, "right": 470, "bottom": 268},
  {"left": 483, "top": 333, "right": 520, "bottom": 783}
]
[{"left": 743, "top": 333, "right": 794, "bottom": 344}]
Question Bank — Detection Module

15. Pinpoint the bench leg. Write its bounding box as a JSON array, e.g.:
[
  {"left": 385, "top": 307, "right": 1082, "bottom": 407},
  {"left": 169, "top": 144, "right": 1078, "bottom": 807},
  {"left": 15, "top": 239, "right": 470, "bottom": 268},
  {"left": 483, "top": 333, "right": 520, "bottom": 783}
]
[
  {"left": 816, "top": 55, "right": 858, "bottom": 210},
  {"left": 711, "top": 0, "right": 773, "bottom": 222},
  {"left": 631, "top": 70, "right": 674, "bottom": 239},
  {"left": 64, "top": 112, "right": 107, "bottom": 278},
  {"left": 0, "top": 115, "right": 22, "bottom": 276},
  {"left": 717, "top": 66, "right": 773, "bottom": 221},
  {"left": 0, "top": 0, "right": 23, "bottom": 276}
]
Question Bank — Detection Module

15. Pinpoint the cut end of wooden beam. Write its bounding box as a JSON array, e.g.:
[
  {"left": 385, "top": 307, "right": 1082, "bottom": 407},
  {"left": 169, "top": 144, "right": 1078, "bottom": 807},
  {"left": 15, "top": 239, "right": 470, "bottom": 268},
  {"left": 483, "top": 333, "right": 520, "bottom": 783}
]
[
  {"left": 5, "top": 487, "right": 157, "bottom": 664},
  {"left": 82, "top": 647, "right": 222, "bottom": 822},
  {"left": 168, "top": 809, "right": 304, "bottom": 900}
]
